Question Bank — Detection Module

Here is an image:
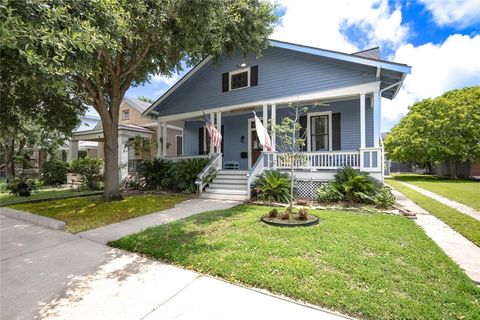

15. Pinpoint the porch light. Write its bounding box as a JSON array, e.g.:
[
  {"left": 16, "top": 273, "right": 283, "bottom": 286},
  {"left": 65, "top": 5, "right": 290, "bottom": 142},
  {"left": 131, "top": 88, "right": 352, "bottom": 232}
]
[{"left": 240, "top": 135, "right": 246, "bottom": 143}]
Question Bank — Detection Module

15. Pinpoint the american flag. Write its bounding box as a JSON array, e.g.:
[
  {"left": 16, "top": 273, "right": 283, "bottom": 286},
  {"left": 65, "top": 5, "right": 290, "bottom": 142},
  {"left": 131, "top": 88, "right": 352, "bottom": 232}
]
[{"left": 203, "top": 112, "right": 222, "bottom": 148}]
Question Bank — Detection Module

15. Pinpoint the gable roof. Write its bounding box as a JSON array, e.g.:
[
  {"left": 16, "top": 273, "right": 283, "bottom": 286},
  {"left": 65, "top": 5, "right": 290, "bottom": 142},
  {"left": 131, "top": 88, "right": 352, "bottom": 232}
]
[
  {"left": 123, "top": 97, "right": 151, "bottom": 113},
  {"left": 143, "top": 40, "right": 411, "bottom": 117},
  {"left": 353, "top": 47, "right": 381, "bottom": 60}
]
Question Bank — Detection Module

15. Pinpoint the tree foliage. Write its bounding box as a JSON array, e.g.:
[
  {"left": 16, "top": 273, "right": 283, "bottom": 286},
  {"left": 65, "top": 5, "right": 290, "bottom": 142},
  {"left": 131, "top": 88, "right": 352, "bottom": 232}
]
[
  {"left": 1, "top": 0, "right": 277, "bottom": 200},
  {"left": 384, "top": 86, "right": 480, "bottom": 177},
  {"left": 0, "top": 47, "right": 85, "bottom": 178}
]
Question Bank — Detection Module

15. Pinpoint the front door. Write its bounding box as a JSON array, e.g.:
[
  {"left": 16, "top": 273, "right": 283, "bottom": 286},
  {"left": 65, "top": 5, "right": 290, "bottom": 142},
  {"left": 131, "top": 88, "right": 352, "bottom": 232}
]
[{"left": 248, "top": 118, "right": 262, "bottom": 168}]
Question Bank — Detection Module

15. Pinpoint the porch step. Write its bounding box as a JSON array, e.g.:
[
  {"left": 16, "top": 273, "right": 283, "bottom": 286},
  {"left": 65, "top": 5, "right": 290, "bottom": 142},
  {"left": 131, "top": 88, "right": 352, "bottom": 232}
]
[
  {"left": 216, "top": 170, "right": 248, "bottom": 175},
  {"left": 200, "top": 193, "right": 249, "bottom": 201},
  {"left": 214, "top": 175, "right": 248, "bottom": 181},
  {"left": 204, "top": 188, "right": 248, "bottom": 195},
  {"left": 209, "top": 183, "right": 247, "bottom": 190}
]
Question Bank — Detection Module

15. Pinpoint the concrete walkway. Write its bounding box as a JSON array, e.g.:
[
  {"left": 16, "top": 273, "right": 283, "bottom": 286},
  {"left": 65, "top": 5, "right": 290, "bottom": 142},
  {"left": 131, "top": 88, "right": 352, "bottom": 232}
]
[
  {"left": 392, "top": 187, "right": 480, "bottom": 284},
  {"left": 399, "top": 181, "right": 480, "bottom": 221},
  {"left": 1, "top": 202, "right": 352, "bottom": 320},
  {"left": 77, "top": 198, "right": 241, "bottom": 244}
]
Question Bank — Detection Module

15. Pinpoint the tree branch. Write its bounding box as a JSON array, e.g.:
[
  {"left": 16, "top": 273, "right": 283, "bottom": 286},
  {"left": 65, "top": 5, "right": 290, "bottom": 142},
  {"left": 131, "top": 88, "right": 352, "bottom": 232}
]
[{"left": 119, "top": 40, "right": 152, "bottom": 79}]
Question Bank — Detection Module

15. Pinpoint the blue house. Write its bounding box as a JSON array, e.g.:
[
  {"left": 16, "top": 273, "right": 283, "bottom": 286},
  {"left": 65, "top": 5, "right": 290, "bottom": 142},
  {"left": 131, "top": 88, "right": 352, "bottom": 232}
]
[{"left": 143, "top": 40, "right": 411, "bottom": 200}]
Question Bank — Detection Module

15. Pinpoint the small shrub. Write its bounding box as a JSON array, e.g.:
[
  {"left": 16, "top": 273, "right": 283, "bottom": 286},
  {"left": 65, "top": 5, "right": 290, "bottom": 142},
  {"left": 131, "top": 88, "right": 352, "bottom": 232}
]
[
  {"left": 374, "top": 186, "right": 396, "bottom": 209},
  {"left": 253, "top": 170, "right": 291, "bottom": 203},
  {"left": 280, "top": 210, "right": 290, "bottom": 220},
  {"left": 333, "top": 167, "right": 381, "bottom": 204},
  {"left": 171, "top": 158, "right": 210, "bottom": 193},
  {"left": 137, "top": 158, "right": 172, "bottom": 190},
  {"left": 298, "top": 207, "right": 308, "bottom": 220},
  {"left": 268, "top": 208, "right": 279, "bottom": 218},
  {"left": 0, "top": 180, "right": 7, "bottom": 193},
  {"left": 7, "top": 176, "right": 36, "bottom": 197},
  {"left": 317, "top": 183, "right": 344, "bottom": 202},
  {"left": 69, "top": 157, "right": 103, "bottom": 191},
  {"left": 42, "top": 159, "right": 69, "bottom": 185}
]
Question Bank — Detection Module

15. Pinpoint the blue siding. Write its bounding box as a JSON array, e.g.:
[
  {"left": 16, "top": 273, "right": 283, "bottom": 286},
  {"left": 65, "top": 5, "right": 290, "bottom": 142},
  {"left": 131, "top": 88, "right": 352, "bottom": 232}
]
[
  {"left": 156, "top": 46, "right": 377, "bottom": 116},
  {"left": 184, "top": 98, "right": 373, "bottom": 170}
]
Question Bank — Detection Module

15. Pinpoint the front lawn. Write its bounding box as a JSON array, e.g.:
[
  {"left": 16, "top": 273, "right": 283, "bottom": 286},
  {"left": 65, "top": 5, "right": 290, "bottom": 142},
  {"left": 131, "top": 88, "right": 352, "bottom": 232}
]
[
  {"left": 10, "top": 193, "right": 190, "bottom": 233},
  {"left": 110, "top": 205, "right": 480, "bottom": 320},
  {"left": 0, "top": 188, "right": 96, "bottom": 206},
  {"left": 387, "top": 179, "right": 480, "bottom": 246},
  {"left": 392, "top": 174, "right": 480, "bottom": 211}
]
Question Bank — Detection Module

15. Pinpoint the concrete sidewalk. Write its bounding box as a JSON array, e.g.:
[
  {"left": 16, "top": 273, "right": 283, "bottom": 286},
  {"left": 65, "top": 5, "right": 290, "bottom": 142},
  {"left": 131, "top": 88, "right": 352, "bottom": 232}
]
[
  {"left": 77, "top": 198, "right": 241, "bottom": 244},
  {"left": 1, "top": 207, "right": 351, "bottom": 320},
  {"left": 399, "top": 181, "right": 480, "bottom": 221},
  {"left": 392, "top": 187, "right": 480, "bottom": 284}
]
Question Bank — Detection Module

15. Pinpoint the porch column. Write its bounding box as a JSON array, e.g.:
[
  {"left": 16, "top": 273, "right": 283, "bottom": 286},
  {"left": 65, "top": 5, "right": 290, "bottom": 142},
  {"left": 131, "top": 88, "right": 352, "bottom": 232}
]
[
  {"left": 67, "top": 140, "right": 78, "bottom": 162},
  {"left": 209, "top": 113, "right": 215, "bottom": 155},
  {"left": 97, "top": 141, "right": 105, "bottom": 159},
  {"left": 216, "top": 112, "right": 222, "bottom": 153},
  {"left": 271, "top": 103, "right": 276, "bottom": 151},
  {"left": 360, "top": 93, "right": 366, "bottom": 149},
  {"left": 162, "top": 122, "right": 168, "bottom": 157},
  {"left": 118, "top": 135, "right": 129, "bottom": 181},
  {"left": 157, "top": 120, "right": 162, "bottom": 158},
  {"left": 262, "top": 104, "right": 268, "bottom": 128},
  {"left": 373, "top": 91, "right": 381, "bottom": 147}
]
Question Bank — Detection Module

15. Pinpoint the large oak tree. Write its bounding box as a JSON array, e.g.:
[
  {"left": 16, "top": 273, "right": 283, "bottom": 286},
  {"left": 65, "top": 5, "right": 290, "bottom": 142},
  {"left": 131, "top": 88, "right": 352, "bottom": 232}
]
[
  {"left": 2, "top": 0, "right": 277, "bottom": 200},
  {"left": 384, "top": 86, "right": 480, "bottom": 178}
]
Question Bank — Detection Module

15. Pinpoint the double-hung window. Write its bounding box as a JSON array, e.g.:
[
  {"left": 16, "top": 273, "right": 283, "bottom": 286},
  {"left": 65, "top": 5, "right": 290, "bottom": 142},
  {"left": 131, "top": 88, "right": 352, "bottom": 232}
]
[
  {"left": 310, "top": 115, "right": 329, "bottom": 151},
  {"left": 229, "top": 68, "right": 250, "bottom": 90}
]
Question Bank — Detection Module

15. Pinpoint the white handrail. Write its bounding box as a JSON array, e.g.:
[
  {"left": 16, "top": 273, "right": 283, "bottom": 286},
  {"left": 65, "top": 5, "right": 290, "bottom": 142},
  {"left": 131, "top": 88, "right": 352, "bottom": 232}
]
[
  {"left": 246, "top": 153, "right": 265, "bottom": 199},
  {"left": 264, "top": 151, "right": 362, "bottom": 170},
  {"left": 195, "top": 153, "right": 222, "bottom": 194}
]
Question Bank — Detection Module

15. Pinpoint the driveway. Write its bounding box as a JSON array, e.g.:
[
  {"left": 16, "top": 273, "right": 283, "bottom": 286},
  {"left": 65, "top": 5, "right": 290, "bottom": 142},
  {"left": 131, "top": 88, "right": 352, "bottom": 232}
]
[{"left": 1, "top": 213, "right": 350, "bottom": 320}]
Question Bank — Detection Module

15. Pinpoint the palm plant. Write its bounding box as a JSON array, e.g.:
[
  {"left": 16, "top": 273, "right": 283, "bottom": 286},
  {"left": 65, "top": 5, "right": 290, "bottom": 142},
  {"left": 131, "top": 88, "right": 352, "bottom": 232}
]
[
  {"left": 332, "top": 167, "right": 381, "bottom": 203},
  {"left": 171, "top": 158, "right": 210, "bottom": 193},
  {"left": 253, "top": 170, "right": 291, "bottom": 203}
]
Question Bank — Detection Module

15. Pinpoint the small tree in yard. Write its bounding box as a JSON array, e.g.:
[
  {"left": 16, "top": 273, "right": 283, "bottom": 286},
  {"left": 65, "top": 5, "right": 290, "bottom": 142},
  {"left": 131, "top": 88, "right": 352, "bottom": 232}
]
[
  {"left": 70, "top": 158, "right": 103, "bottom": 191},
  {"left": 385, "top": 86, "right": 480, "bottom": 178},
  {"left": 2, "top": 0, "right": 277, "bottom": 201},
  {"left": 270, "top": 104, "right": 309, "bottom": 212}
]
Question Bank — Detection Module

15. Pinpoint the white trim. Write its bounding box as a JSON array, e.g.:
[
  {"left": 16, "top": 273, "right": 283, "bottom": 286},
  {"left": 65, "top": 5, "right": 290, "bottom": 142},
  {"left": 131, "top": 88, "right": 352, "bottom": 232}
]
[
  {"left": 157, "top": 82, "right": 381, "bottom": 122},
  {"left": 360, "top": 94, "right": 366, "bottom": 149},
  {"left": 307, "top": 111, "right": 333, "bottom": 152},
  {"left": 271, "top": 103, "right": 276, "bottom": 151},
  {"left": 228, "top": 67, "right": 250, "bottom": 91}
]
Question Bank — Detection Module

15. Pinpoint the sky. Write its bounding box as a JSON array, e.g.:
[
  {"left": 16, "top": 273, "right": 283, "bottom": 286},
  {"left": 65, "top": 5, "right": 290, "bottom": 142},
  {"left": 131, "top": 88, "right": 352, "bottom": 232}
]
[{"left": 123, "top": 0, "right": 480, "bottom": 132}]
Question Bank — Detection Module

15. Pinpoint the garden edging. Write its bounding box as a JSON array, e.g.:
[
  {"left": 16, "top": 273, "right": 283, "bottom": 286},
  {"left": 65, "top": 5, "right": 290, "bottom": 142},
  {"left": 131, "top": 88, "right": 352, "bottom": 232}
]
[{"left": 1, "top": 207, "right": 65, "bottom": 230}]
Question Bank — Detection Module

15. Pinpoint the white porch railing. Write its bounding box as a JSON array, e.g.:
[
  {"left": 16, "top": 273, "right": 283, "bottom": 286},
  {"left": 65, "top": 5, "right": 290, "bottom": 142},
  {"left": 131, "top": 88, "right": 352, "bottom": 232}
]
[
  {"left": 263, "top": 148, "right": 383, "bottom": 172},
  {"left": 164, "top": 155, "right": 210, "bottom": 162},
  {"left": 246, "top": 153, "right": 265, "bottom": 199},
  {"left": 194, "top": 153, "right": 222, "bottom": 194}
]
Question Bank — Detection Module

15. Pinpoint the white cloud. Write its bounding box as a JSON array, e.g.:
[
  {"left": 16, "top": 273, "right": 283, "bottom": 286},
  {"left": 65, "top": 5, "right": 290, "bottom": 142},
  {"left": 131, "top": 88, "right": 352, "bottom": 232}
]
[
  {"left": 272, "top": 0, "right": 409, "bottom": 53},
  {"left": 420, "top": 0, "right": 480, "bottom": 28},
  {"left": 151, "top": 73, "right": 181, "bottom": 86},
  {"left": 382, "top": 34, "right": 480, "bottom": 129}
]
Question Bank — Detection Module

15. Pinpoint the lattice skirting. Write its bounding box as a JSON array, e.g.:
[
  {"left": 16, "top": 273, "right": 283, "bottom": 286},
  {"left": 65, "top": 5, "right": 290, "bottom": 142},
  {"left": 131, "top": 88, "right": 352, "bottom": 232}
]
[{"left": 294, "top": 180, "right": 327, "bottom": 199}]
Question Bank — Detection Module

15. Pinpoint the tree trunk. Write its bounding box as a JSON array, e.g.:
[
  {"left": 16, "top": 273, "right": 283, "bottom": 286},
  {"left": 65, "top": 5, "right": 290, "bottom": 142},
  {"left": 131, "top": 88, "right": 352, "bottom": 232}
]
[
  {"left": 101, "top": 119, "right": 123, "bottom": 201},
  {"left": 4, "top": 138, "right": 15, "bottom": 180},
  {"left": 449, "top": 160, "right": 457, "bottom": 179}
]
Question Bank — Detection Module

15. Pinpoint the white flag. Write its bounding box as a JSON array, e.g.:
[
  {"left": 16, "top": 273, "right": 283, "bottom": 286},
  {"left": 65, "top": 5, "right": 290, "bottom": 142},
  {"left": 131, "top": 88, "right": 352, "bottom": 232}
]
[{"left": 253, "top": 111, "right": 272, "bottom": 151}]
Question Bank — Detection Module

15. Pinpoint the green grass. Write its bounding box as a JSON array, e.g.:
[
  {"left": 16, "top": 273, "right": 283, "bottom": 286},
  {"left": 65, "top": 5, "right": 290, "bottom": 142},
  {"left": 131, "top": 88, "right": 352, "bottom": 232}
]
[
  {"left": 0, "top": 188, "right": 96, "bottom": 206},
  {"left": 10, "top": 193, "right": 190, "bottom": 233},
  {"left": 110, "top": 205, "right": 480, "bottom": 320},
  {"left": 392, "top": 174, "right": 480, "bottom": 211},
  {"left": 387, "top": 179, "right": 480, "bottom": 246}
]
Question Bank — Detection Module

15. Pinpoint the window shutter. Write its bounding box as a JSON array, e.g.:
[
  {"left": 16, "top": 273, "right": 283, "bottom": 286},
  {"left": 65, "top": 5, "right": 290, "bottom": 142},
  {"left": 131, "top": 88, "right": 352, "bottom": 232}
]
[
  {"left": 199, "top": 127, "right": 204, "bottom": 154},
  {"left": 250, "top": 65, "right": 258, "bottom": 86},
  {"left": 332, "top": 113, "right": 341, "bottom": 150},
  {"left": 221, "top": 125, "right": 224, "bottom": 154},
  {"left": 222, "top": 72, "right": 229, "bottom": 92},
  {"left": 299, "top": 115, "right": 308, "bottom": 151}
]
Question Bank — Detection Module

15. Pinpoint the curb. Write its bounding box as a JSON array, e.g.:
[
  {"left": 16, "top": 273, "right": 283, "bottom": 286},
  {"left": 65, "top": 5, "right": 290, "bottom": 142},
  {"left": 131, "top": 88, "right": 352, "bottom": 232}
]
[{"left": 0, "top": 207, "right": 66, "bottom": 230}]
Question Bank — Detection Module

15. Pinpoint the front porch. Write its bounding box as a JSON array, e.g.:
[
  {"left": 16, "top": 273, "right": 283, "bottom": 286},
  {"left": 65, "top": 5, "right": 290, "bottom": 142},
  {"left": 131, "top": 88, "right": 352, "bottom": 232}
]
[{"left": 154, "top": 83, "right": 385, "bottom": 200}]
